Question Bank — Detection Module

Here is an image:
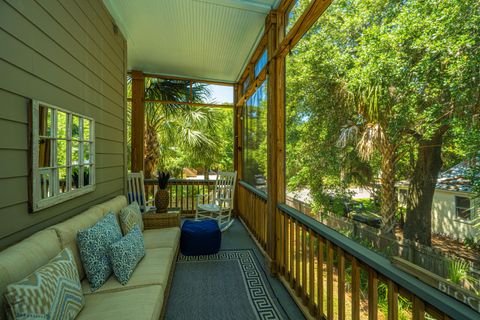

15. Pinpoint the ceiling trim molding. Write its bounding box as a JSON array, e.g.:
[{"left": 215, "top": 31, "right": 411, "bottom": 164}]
[
  {"left": 235, "top": 24, "right": 266, "bottom": 82},
  {"left": 133, "top": 70, "right": 237, "bottom": 85},
  {"left": 193, "top": 0, "right": 272, "bottom": 14}
]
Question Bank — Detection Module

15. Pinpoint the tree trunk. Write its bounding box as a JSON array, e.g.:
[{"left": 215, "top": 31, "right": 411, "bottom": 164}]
[
  {"left": 380, "top": 143, "right": 397, "bottom": 234},
  {"left": 405, "top": 132, "right": 445, "bottom": 246},
  {"left": 144, "top": 123, "right": 159, "bottom": 179}
]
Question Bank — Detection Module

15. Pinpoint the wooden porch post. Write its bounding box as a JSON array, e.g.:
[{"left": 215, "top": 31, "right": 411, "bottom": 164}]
[
  {"left": 233, "top": 84, "right": 243, "bottom": 216},
  {"left": 266, "top": 10, "right": 285, "bottom": 275},
  {"left": 131, "top": 70, "right": 145, "bottom": 173}
]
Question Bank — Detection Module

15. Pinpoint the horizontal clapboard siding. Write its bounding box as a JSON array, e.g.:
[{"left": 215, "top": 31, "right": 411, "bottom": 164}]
[{"left": 0, "top": 0, "right": 127, "bottom": 249}]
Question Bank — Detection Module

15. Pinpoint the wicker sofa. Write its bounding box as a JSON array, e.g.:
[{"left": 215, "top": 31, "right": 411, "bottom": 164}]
[{"left": 0, "top": 195, "right": 180, "bottom": 320}]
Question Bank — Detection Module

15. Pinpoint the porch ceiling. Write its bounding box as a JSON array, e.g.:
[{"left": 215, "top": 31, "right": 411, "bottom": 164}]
[{"left": 103, "top": 0, "right": 280, "bottom": 83}]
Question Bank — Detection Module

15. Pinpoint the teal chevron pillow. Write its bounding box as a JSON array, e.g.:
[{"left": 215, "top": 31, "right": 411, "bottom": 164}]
[
  {"left": 109, "top": 226, "right": 145, "bottom": 285},
  {"left": 4, "top": 248, "right": 84, "bottom": 320},
  {"left": 77, "top": 213, "right": 122, "bottom": 291},
  {"left": 119, "top": 201, "right": 144, "bottom": 235}
]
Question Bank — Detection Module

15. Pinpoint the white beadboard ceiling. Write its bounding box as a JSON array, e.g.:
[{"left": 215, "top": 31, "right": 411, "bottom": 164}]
[{"left": 104, "top": 0, "right": 280, "bottom": 83}]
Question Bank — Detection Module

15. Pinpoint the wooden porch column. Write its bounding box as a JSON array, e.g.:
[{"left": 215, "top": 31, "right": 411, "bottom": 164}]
[
  {"left": 131, "top": 70, "right": 145, "bottom": 173},
  {"left": 266, "top": 10, "right": 285, "bottom": 275},
  {"left": 233, "top": 84, "right": 243, "bottom": 216}
]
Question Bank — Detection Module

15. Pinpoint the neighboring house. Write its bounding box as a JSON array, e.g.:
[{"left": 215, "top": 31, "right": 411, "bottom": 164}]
[{"left": 398, "top": 161, "right": 479, "bottom": 241}]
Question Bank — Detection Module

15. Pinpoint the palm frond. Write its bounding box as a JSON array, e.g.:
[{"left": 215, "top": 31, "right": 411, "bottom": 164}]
[
  {"left": 337, "top": 123, "right": 359, "bottom": 148},
  {"left": 357, "top": 123, "right": 384, "bottom": 161}
]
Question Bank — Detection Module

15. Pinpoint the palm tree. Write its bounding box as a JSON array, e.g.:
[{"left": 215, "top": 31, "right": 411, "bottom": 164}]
[
  {"left": 129, "top": 78, "right": 222, "bottom": 179},
  {"left": 338, "top": 85, "right": 400, "bottom": 233}
]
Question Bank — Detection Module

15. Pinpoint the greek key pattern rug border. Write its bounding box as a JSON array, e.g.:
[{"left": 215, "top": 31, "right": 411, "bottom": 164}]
[{"left": 178, "top": 250, "right": 286, "bottom": 320}]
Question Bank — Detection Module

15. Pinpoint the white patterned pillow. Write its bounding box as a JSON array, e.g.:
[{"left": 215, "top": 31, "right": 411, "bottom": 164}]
[
  {"left": 119, "top": 201, "right": 144, "bottom": 235},
  {"left": 4, "top": 248, "right": 84, "bottom": 320}
]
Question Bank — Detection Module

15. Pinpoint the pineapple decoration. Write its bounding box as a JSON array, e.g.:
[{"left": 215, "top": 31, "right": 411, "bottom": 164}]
[{"left": 155, "top": 171, "right": 170, "bottom": 213}]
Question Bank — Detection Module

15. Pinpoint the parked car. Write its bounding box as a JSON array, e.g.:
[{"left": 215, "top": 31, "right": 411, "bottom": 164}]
[
  {"left": 352, "top": 211, "right": 382, "bottom": 228},
  {"left": 254, "top": 174, "right": 266, "bottom": 186},
  {"left": 343, "top": 200, "right": 364, "bottom": 216}
]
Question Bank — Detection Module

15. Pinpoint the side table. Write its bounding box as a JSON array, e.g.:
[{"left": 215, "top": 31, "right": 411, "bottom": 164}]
[{"left": 143, "top": 207, "right": 181, "bottom": 229}]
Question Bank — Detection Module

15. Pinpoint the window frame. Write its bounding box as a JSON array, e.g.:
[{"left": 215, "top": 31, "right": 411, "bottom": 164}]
[
  {"left": 242, "top": 79, "right": 268, "bottom": 193},
  {"left": 454, "top": 195, "right": 472, "bottom": 221},
  {"left": 30, "top": 100, "right": 96, "bottom": 212}
]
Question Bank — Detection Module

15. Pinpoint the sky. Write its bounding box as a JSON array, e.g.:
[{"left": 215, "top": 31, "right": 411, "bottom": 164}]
[{"left": 209, "top": 85, "right": 233, "bottom": 104}]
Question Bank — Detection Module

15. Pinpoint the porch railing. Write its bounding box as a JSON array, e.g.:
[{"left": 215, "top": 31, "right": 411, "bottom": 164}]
[
  {"left": 237, "top": 180, "right": 478, "bottom": 320},
  {"left": 144, "top": 178, "right": 215, "bottom": 216},
  {"left": 287, "top": 195, "right": 480, "bottom": 292}
]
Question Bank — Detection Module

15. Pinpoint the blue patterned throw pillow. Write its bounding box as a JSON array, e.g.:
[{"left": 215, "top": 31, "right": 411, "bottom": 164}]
[
  {"left": 4, "top": 248, "right": 84, "bottom": 320},
  {"left": 77, "top": 213, "right": 122, "bottom": 291},
  {"left": 108, "top": 226, "right": 145, "bottom": 285}
]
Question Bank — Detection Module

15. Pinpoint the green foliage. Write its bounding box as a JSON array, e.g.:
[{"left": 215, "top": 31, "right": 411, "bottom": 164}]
[
  {"left": 448, "top": 260, "right": 477, "bottom": 294},
  {"left": 285, "top": 0, "right": 480, "bottom": 224},
  {"left": 127, "top": 77, "right": 234, "bottom": 177},
  {"left": 243, "top": 81, "right": 268, "bottom": 186}
]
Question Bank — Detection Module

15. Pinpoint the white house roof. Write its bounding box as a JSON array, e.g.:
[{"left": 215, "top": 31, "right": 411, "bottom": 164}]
[
  {"left": 397, "top": 160, "right": 478, "bottom": 193},
  {"left": 103, "top": 0, "right": 280, "bottom": 83}
]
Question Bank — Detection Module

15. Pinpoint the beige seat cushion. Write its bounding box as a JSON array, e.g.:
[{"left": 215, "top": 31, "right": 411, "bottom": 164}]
[
  {"left": 50, "top": 206, "right": 104, "bottom": 279},
  {"left": 0, "top": 229, "right": 61, "bottom": 319},
  {"left": 81, "top": 248, "right": 175, "bottom": 295},
  {"left": 143, "top": 227, "right": 180, "bottom": 249},
  {"left": 93, "top": 195, "right": 128, "bottom": 218},
  {"left": 76, "top": 285, "right": 164, "bottom": 320}
]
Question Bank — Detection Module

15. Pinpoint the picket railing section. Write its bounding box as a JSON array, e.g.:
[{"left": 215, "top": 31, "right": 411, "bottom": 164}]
[
  {"left": 287, "top": 195, "right": 480, "bottom": 292},
  {"left": 237, "top": 184, "right": 478, "bottom": 320},
  {"left": 144, "top": 178, "right": 215, "bottom": 215},
  {"left": 237, "top": 181, "right": 268, "bottom": 251}
]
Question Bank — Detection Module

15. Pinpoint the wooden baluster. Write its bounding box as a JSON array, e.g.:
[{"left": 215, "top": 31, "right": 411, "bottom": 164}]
[
  {"left": 186, "top": 181, "right": 189, "bottom": 213},
  {"left": 258, "top": 197, "right": 262, "bottom": 244},
  {"left": 387, "top": 280, "right": 398, "bottom": 320},
  {"left": 413, "top": 297, "right": 425, "bottom": 320},
  {"left": 264, "top": 201, "right": 268, "bottom": 247},
  {"left": 308, "top": 229, "right": 315, "bottom": 316},
  {"left": 253, "top": 196, "right": 257, "bottom": 237},
  {"left": 317, "top": 235, "right": 324, "bottom": 319},
  {"left": 368, "top": 268, "right": 378, "bottom": 320},
  {"left": 284, "top": 213, "right": 289, "bottom": 277},
  {"left": 177, "top": 184, "right": 180, "bottom": 209},
  {"left": 337, "top": 247, "right": 345, "bottom": 320},
  {"left": 207, "top": 182, "right": 210, "bottom": 203},
  {"left": 295, "top": 221, "right": 301, "bottom": 295},
  {"left": 352, "top": 257, "right": 360, "bottom": 320},
  {"left": 302, "top": 224, "right": 308, "bottom": 304},
  {"left": 290, "top": 219, "right": 295, "bottom": 287},
  {"left": 326, "top": 241, "right": 334, "bottom": 320},
  {"left": 279, "top": 211, "right": 285, "bottom": 275}
]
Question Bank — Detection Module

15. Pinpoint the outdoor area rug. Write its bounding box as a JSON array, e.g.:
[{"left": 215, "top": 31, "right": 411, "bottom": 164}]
[{"left": 164, "top": 249, "right": 288, "bottom": 320}]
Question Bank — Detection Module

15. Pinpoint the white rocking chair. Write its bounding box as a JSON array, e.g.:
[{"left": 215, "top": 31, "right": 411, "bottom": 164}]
[
  {"left": 127, "top": 171, "right": 155, "bottom": 213},
  {"left": 195, "top": 171, "right": 237, "bottom": 232}
]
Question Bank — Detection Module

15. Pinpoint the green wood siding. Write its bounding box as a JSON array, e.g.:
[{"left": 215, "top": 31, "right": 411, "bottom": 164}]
[{"left": 0, "top": 0, "right": 127, "bottom": 249}]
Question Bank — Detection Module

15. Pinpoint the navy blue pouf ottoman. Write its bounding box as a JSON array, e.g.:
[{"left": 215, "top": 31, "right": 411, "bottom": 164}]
[{"left": 180, "top": 220, "right": 221, "bottom": 256}]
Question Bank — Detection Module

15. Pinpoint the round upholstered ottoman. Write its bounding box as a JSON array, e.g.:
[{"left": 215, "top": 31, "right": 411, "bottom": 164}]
[{"left": 180, "top": 220, "right": 221, "bottom": 256}]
